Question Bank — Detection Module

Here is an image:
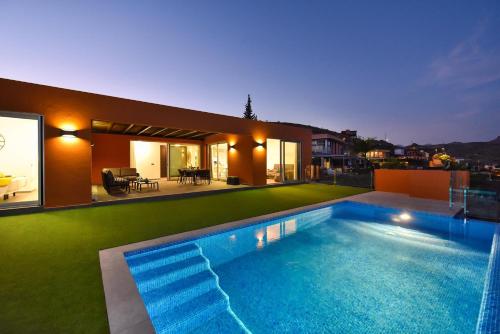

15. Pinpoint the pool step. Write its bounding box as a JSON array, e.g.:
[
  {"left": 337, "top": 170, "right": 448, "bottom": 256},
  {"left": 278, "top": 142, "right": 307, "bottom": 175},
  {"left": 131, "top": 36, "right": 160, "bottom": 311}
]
[
  {"left": 144, "top": 270, "right": 218, "bottom": 317},
  {"left": 127, "top": 242, "right": 250, "bottom": 333},
  {"left": 127, "top": 243, "right": 200, "bottom": 274},
  {"left": 192, "top": 310, "right": 250, "bottom": 334},
  {"left": 134, "top": 255, "right": 209, "bottom": 293},
  {"left": 151, "top": 289, "right": 229, "bottom": 334}
]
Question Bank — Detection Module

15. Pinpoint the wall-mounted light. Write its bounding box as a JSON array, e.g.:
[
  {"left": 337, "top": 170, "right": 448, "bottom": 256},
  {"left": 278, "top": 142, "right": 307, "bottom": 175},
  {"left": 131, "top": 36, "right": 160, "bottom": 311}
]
[
  {"left": 256, "top": 142, "right": 264, "bottom": 148},
  {"left": 61, "top": 129, "right": 77, "bottom": 138},
  {"left": 229, "top": 144, "right": 236, "bottom": 150}
]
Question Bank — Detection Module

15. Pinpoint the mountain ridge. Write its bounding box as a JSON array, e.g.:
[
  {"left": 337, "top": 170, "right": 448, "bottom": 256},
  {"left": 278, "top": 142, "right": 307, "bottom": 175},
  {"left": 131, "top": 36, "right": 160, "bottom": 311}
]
[{"left": 407, "top": 136, "right": 500, "bottom": 164}]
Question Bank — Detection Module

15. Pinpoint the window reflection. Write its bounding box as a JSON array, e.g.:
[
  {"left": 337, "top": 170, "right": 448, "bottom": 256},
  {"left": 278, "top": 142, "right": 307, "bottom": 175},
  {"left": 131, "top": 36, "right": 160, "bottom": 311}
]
[
  {"left": 266, "top": 223, "right": 281, "bottom": 243},
  {"left": 284, "top": 219, "right": 297, "bottom": 235}
]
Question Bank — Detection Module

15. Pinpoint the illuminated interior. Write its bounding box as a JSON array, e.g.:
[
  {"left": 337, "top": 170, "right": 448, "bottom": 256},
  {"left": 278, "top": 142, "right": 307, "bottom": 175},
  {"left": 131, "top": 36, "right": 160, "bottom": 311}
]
[
  {"left": 210, "top": 143, "right": 228, "bottom": 180},
  {"left": 266, "top": 139, "right": 300, "bottom": 183},
  {"left": 283, "top": 141, "right": 298, "bottom": 181},
  {"left": 266, "top": 139, "right": 281, "bottom": 183},
  {"left": 168, "top": 144, "right": 200, "bottom": 178},
  {"left": 130, "top": 141, "right": 200, "bottom": 179},
  {"left": 0, "top": 113, "right": 41, "bottom": 209}
]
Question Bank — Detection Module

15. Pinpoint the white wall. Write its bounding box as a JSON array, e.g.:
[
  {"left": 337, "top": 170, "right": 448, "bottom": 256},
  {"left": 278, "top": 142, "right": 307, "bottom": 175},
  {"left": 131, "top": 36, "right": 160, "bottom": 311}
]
[
  {"left": 0, "top": 116, "right": 39, "bottom": 190},
  {"left": 130, "top": 141, "right": 162, "bottom": 179}
]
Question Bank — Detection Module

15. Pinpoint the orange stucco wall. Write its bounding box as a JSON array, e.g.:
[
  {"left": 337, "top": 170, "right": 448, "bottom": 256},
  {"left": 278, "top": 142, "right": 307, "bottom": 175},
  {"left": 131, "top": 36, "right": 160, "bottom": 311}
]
[
  {"left": 0, "top": 78, "right": 312, "bottom": 207},
  {"left": 374, "top": 169, "right": 470, "bottom": 201},
  {"left": 205, "top": 133, "right": 256, "bottom": 185}
]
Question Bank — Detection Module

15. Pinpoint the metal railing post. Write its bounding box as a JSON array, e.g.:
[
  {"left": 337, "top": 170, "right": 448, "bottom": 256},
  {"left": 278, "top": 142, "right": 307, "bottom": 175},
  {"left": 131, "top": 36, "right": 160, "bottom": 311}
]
[
  {"left": 449, "top": 187, "right": 453, "bottom": 209},
  {"left": 463, "top": 188, "right": 468, "bottom": 217}
]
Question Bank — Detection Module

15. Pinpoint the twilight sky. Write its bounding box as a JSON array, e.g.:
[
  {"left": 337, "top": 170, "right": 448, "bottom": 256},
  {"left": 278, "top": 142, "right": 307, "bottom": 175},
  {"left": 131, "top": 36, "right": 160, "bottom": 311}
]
[{"left": 1, "top": 1, "right": 499, "bottom": 145}]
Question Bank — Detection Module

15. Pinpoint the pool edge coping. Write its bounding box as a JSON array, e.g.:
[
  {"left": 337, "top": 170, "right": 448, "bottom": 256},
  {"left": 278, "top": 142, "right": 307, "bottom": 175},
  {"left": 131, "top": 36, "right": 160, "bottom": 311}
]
[
  {"left": 476, "top": 225, "right": 500, "bottom": 334},
  {"left": 99, "top": 192, "right": 461, "bottom": 334}
]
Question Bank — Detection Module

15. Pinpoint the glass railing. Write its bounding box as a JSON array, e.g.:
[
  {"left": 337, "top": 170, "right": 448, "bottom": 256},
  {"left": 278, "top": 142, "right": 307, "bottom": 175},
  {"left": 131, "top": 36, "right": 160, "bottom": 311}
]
[{"left": 450, "top": 188, "right": 499, "bottom": 221}]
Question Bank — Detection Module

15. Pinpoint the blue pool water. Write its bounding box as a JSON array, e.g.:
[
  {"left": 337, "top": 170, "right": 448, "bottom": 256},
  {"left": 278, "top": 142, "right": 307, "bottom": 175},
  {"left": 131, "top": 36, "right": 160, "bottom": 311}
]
[{"left": 125, "top": 201, "right": 497, "bottom": 334}]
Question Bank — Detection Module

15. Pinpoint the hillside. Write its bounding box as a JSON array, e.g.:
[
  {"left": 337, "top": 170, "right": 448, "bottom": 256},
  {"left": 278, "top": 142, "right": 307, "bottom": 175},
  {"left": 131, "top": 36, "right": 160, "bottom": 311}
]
[{"left": 413, "top": 137, "right": 500, "bottom": 165}]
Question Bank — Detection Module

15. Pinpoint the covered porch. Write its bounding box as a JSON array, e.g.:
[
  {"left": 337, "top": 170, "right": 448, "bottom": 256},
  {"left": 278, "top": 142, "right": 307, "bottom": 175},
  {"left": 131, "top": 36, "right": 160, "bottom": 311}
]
[
  {"left": 92, "top": 179, "right": 247, "bottom": 203},
  {"left": 91, "top": 119, "right": 251, "bottom": 204}
]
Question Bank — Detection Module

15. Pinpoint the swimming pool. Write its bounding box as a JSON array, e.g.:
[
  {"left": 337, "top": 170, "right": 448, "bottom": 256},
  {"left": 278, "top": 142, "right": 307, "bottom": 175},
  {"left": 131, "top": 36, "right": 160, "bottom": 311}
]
[{"left": 124, "top": 201, "right": 497, "bottom": 333}]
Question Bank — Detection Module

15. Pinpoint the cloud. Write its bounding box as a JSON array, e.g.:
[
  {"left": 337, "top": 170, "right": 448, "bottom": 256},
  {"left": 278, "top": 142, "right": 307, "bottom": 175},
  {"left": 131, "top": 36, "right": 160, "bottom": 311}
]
[{"left": 427, "top": 21, "right": 500, "bottom": 89}]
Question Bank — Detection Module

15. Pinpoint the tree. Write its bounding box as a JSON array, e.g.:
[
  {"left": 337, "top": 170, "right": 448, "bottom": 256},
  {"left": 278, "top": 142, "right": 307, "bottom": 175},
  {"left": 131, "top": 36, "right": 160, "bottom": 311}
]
[
  {"left": 243, "top": 94, "right": 257, "bottom": 120},
  {"left": 351, "top": 137, "right": 377, "bottom": 156}
]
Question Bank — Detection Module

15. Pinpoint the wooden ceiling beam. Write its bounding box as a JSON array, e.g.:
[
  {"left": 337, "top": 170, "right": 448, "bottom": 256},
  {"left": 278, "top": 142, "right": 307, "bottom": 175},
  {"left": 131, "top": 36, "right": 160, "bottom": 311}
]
[
  {"left": 123, "top": 124, "right": 135, "bottom": 134},
  {"left": 163, "top": 129, "right": 183, "bottom": 137},
  {"left": 136, "top": 126, "right": 152, "bottom": 136},
  {"left": 151, "top": 128, "right": 168, "bottom": 136},
  {"left": 176, "top": 130, "right": 199, "bottom": 138}
]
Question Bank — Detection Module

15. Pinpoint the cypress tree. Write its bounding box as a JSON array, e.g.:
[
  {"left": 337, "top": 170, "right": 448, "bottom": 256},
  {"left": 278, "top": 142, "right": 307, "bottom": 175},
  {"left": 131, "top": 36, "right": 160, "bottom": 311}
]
[{"left": 243, "top": 94, "right": 257, "bottom": 120}]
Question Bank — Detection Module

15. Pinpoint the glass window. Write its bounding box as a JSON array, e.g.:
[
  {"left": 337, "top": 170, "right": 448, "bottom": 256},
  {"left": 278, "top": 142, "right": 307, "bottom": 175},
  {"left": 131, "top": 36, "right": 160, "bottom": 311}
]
[
  {"left": 283, "top": 141, "right": 299, "bottom": 181},
  {"left": 0, "top": 112, "right": 42, "bottom": 209},
  {"left": 130, "top": 141, "right": 200, "bottom": 179},
  {"left": 266, "top": 139, "right": 281, "bottom": 183},
  {"left": 169, "top": 144, "right": 200, "bottom": 178},
  {"left": 266, "top": 139, "right": 300, "bottom": 183},
  {"left": 210, "top": 143, "right": 228, "bottom": 180}
]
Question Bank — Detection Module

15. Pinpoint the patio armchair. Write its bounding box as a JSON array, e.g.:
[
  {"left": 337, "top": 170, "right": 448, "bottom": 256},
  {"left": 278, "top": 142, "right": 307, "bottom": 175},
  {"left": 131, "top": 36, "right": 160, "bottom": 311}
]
[{"left": 101, "top": 169, "right": 130, "bottom": 194}]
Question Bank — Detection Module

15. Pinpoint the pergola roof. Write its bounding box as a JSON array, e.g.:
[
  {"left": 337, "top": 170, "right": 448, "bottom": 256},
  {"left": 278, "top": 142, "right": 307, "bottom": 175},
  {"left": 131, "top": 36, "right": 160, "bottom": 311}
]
[{"left": 91, "top": 120, "right": 217, "bottom": 140}]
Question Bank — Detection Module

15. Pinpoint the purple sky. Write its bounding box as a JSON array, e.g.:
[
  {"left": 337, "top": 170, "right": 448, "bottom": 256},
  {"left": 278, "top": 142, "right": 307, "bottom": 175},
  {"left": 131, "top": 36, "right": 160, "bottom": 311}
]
[{"left": 1, "top": 1, "right": 499, "bottom": 145}]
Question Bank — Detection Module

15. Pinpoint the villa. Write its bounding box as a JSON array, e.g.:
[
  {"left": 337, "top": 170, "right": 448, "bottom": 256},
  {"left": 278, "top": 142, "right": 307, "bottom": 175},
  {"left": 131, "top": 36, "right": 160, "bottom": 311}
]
[
  {"left": 0, "top": 78, "right": 311, "bottom": 211},
  {"left": 1, "top": 77, "right": 499, "bottom": 334}
]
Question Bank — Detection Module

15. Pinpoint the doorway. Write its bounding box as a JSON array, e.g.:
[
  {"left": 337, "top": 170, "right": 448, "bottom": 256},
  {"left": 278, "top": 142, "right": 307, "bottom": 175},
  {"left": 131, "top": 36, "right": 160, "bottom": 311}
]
[
  {"left": 130, "top": 141, "right": 200, "bottom": 179},
  {"left": 210, "top": 143, "right": 228, "bottom": 181},
  {"left": 266, "top": 139, "right": 300, "bottom": 183},
  {"left": 0, "top": 111, "right": 43, "bottom": 209}
]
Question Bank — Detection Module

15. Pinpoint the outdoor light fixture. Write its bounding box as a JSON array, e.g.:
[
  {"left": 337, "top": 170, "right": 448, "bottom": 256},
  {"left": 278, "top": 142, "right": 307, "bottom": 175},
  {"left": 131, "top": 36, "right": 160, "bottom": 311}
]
[
  {"left": 229, "top": 144, "right": 236, "bottom": 150},
  {"left": 60, "top": 129, "right": 77, "bottom": 138},
  {"left": 256, "top": 142, "right": 264, "bottom": 148}
]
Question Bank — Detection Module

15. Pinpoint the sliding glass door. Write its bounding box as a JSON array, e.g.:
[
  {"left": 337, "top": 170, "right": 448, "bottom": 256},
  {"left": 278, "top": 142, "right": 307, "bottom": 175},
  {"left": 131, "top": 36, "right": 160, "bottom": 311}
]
[
  {"left": 210, "top": 143, "right": 228, "bottom": 181},
  {"left": 169, "top": 145, "right": 187, "bottom": 178},
  {"left": 168, "top": 144, "right": 200, "bottom": 178},
  {"left": 266, "top": 139, "right": 300, "bottom": 183},
  {"left": 283, "top": 141, "right": 299, "bottom": 182},
  {"left": 130, "top": 141, "right": 200, "bottom": 179},
  {"left": 0, "top": 111, "right": 43, "bottom": 209}
]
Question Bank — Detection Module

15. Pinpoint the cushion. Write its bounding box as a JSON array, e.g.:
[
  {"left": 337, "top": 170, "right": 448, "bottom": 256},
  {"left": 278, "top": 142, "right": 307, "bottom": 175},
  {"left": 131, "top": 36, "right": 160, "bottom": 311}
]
[
  {"left": 120, "top": 168, "right": 137, "bottom": 177},
  {"left": 0, "top": 176, "right": 12, "bottom": 187},
  {"left": 108, "top": 168, "right": 121, "bottom": 177}
]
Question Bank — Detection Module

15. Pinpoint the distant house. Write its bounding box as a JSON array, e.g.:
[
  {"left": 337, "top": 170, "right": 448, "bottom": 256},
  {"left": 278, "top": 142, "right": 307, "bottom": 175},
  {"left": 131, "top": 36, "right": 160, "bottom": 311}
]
[
  {"left": 340, "top": 129, "right": 357, "bottom": 143},
  {"left": 366, "top": 149, "right": 391, "bottom": 160},
  {"left": 394, "top": 146, "right": 405, "bottom": 157},
  {"left": 404, "top": 145, "right": 429, "bottom": 161},
  {"left": 312, "top": 132, "right": 346, "bottom": 168},
  {"left": 272, "top": 122, "right": 350, "bottom": 169}
]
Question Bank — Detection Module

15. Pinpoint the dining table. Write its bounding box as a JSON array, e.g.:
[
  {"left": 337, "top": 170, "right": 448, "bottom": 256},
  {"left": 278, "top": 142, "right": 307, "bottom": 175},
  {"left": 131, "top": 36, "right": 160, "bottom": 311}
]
[{"left": 180, "top": 168, "right": 211, "bottom": 185}]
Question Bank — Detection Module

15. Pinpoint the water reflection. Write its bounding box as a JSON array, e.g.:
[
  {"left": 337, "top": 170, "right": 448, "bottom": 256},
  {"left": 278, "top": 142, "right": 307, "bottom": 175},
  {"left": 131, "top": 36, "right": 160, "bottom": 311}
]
[
  {"left": 257, "top": 219, "right": 298, "bottom": 249},
  {"left": 198, "top": 207, "right": 333, "bottom": 267}
]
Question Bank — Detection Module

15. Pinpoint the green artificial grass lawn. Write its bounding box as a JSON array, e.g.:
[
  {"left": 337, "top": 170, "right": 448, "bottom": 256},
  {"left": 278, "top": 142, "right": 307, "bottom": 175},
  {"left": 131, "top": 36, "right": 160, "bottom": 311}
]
[{"left": 0, "top": 184, "right": 369, "bottom": 334}]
